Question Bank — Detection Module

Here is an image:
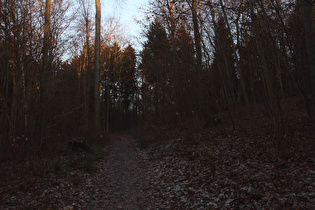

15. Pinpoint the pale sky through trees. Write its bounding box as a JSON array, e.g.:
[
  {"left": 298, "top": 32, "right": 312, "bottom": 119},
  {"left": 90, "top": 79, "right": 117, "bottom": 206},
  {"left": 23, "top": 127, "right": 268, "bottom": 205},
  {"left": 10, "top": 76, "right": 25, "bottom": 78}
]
[{"left": 103, "top": 0, "right": 150, "bottom": 48}]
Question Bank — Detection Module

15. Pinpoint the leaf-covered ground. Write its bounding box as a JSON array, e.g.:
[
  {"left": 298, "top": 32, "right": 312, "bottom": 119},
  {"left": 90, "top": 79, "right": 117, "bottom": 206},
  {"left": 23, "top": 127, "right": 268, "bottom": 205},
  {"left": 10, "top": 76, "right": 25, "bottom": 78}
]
[
  {"left": 0, "top": 98, "right": 314, "bottom": 209},
  {"left": 142, "top": 98, "right": 314, "bottom": 208},
  {"left": 144, "top": 135, "right": 314, "bottom": 209}
]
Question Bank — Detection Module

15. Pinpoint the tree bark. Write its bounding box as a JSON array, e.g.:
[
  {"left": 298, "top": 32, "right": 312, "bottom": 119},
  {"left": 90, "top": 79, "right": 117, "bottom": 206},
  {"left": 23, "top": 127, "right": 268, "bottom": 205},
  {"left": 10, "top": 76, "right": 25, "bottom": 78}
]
[
  {"left": 301, "top": 0, "right": 315, "bottom": 98},
  {"left": 83, "top": 16, "right": 91, "bottom": 128},
  {"left": 249, "top": 0, "right": 281, "bottom": 142},
  {"left": 220, "top": 0, "right": 253, "bottom": 135},
  {"left": 1, "top": 8, "right": 10, "bottom": 140},
  {"left": 191, "top": 0, "right": 203, "bottom": 116},
  {"left": 79, "top": 0, "right": 92, "bottom": 128},
  {"left": 94, "top": 0, "right": 101, "bottom": 133},
  {"left": 39, "top": 0, "right": 51, "bottom": 145},
  {"left": 192, "top": 0, "right": 202, "bottom": 75}
]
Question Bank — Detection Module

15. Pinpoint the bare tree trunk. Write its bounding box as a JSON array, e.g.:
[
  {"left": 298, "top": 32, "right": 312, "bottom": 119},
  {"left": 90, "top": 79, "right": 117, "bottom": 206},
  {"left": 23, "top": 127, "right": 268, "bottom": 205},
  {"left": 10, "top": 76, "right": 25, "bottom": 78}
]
[
  {"left": 249, "top": 0, "right": 282, "bottom": 143},
  {"left": 94, "top": 0, "right": 101, "bottom": 133},
  {"left": 39, "top": 0, "right": 51, "bottom": 146},
  {"left": 1, "top": 10, "right": 10, "bottom": 141},
  {"left": 79, "top": 0, "right": 92, "bottom": 128},
  {"left": 81, "top": 18, "right": 91, "bottom": 128},
  {"left": 104, "top": 46, "right": 111, "bottom": 133},
  {"left": 10, "top": 1, "right": 26, "bottom": 137},
  {"left": 78, "top": 59, "right": 82, "bottom": 111},
  {"left": 191, "top": 0, "right": 203, "bottom": 116},
  {"left": 270, "top": 0, "right": 312, "bottom": 120},
  {"left": 192, "top": 0, "right": 202, "bottom": 75},
  {"left": 105, "top": 86, "right": 110, "bottom": 133},
  {"left": 301, "top": 0, "right": 315, "bottom": 100},
  {"left": 84, "top": 18, "right": 91, "bottom": 128},
  {"left": 220, "top": 0, "right": 253, "bottom": 136},
  {"left": 10, "top": 1, "right": 19, "bottom": 136}
]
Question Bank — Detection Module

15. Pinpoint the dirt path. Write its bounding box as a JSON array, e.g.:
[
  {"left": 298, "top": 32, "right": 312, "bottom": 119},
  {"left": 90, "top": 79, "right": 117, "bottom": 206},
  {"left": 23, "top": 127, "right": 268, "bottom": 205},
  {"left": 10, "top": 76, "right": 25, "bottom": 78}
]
[
  {"left": 0, "top": 135, "right": 158, "bottom": 209},
  {"left": 2, "top": 133, "right": 312, "bottom": 209},
  {"left": 85, "top": 135, "right": 154, "bottom": 209}
]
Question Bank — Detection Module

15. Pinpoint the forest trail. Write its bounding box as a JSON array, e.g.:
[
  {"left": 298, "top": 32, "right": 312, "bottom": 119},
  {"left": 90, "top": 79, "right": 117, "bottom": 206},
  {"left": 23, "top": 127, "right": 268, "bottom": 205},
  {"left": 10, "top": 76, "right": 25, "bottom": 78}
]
[
  {"left": 0, "top": 135, "right": 158, "bottom": 209},
  {"left": 1, "top": 132, "right": 313, "bottom": 209},
  {"left": 86, "top": 135, "right": 153, "bottom": 209}
]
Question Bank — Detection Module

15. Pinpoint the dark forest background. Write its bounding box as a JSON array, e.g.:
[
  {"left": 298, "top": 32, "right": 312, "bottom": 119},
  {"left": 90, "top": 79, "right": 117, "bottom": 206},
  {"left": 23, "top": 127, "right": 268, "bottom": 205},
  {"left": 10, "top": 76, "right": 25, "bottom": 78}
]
[{"left": 1, "top": 0, "right": 314, "bottom": 161}]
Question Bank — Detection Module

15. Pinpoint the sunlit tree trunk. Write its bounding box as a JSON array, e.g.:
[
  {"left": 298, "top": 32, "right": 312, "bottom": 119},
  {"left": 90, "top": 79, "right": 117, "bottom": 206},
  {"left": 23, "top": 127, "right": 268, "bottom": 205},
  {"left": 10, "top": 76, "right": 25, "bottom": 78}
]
[
  {"left": 82, "top": 17, "right": 91, "bottom": 128},
  {"left": 94, "top": 0, "right": 101, "bottom": 133},
  {"left": 78, "top": 0, "right": 92, "bottom": 128}
]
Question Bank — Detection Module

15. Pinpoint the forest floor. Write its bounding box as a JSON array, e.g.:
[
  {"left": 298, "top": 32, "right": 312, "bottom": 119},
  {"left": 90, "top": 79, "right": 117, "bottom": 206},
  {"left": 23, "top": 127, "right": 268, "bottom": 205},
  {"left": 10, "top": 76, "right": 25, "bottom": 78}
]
[
  {"left": 0, "top": 98, "right": 314, "bottom": 209},
  {"left": 0, "top": 135, "right": 153, "bottom": 209}
]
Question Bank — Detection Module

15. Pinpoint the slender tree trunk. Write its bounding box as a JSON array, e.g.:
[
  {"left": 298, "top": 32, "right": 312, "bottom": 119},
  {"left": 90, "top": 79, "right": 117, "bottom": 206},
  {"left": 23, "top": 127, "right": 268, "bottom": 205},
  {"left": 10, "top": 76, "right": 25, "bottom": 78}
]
[
  {"left": 39, "top": 0, "right": 51, "bottom": 145},
  {"left": 104, "top": 46, "right": 111, "bottom": 133},
  {"left": 249, "top": 0, "right": 282, "bottom": 143},
  {"left": 220, "top": 0, "right": 253, "bottom": 136},
  {"left": 191, "top": 0, "right": 203, "bottom": 116},
  {"left": 270, "top": 0, "right": 312, "bottom": 120},
  {"left": 301, "top": 0, "right": 315, "bottom": 99},
  {"left": 260, "top": 1, "right": 287, "bottom": 128},
  {"left": 78, "top": 60, "right": 82, "bottom": 111},
  {"left": 105, "top": 87, "right": 110, "bottom": 133},
  {"left": 82, "top": 18, "right": 91, "bottom": 128},
  {"left": 192, "top": 0, "right": 202, "bottom": 75},
  {"left": 9, "top": 1, "right": 18, "bottom": 137},
  {"left": 21, "top": 43, "right": 27, "bottom": 130},
  {"left": 94, "top": 0, "right": 101, "bottom": 133},
  {"left": 1, "top": 12, "right": 10, "bottom": 141},
  {"left": 84, "top": 18, "right": 91, "bottom": 128}
]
